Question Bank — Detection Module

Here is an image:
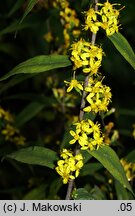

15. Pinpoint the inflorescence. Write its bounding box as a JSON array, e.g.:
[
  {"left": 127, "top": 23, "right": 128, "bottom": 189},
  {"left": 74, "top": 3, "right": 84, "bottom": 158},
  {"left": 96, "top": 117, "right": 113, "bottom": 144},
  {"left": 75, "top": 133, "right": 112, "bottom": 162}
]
[{"left": 56, "top": 0, "right": 123, "bottom": 184}]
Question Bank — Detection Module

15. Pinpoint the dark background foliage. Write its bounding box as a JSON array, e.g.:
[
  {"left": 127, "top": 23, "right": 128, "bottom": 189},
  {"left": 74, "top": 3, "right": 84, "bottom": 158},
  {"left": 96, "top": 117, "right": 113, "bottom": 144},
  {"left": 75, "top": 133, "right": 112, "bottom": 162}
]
[{"left": 0, "top": 0, "right": 135, "bottom": 199}]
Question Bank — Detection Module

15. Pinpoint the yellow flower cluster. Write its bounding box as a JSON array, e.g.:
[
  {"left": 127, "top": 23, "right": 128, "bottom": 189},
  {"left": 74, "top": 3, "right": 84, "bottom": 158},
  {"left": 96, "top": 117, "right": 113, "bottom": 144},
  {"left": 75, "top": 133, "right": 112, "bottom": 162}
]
[
  {"left": 120, "top": 159, "right": 135, "bottom": 181},
  {"left": 53, "top": 0, "right": 69, "bottom": 9},
  {"left": 0, "top": 107, "right": 13, "bottom": 122},
  {"left": 83, "top": 77, "right": 112, "bottom": 113},
  {"left": 55, "top": 149, "right": 83, "bottom": 184},
  {"left": 55, "top": 0, "right": 80, "bottom": 50},
  {"left": 84, "top": 0, "right": 122, "bottom": 36},
  {"left": 56, "top": 1, "right": 120, "bottom": 184},
  {"left": 1, "top": 124, "right": 26, "bottom": 145},
  {"left": 0, "top": 107, "right": 26, "bottom": 146},
  {"left": 69, "top": 119, "right": 104, "bottom": 151},
  {"left": 104, "top": 122, "right": 114, "bottom": 145},
  {"left": 71, "top": 38, "right": 103, "bottom": 74}
]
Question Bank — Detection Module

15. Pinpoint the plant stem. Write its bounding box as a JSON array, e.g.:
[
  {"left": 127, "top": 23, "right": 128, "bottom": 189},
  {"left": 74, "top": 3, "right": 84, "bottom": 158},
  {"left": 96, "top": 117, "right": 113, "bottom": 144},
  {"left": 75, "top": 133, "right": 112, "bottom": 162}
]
[{"left": 65, "top": 0, "right": 98, "bottom": 200}]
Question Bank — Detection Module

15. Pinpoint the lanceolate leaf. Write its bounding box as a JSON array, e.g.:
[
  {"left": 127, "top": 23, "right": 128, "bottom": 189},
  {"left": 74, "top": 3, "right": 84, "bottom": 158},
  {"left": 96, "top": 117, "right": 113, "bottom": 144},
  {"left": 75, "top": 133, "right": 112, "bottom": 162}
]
[
  {"left": 0, "top": 74, "right": 36, "bottom": 94},
  {"left": 6, "top": 146, "right": 59, "bottom": 169},
  {"left": 19, "top": 0, "right": 39, "bottom": 24},
  {"left": 0, "top": 20, "right": 32, "bottom": 36},
  {"left": 22, "top": 184, "right": 47, "bottom": 200},
  {"left": 108, "top": 32, "right": 135, "bottom": 70},
  {"left": 80, "top": 163, "right": 103, "bottom": 176},
  {"left": 114, "top": 180, "right": 134, "bottom": 200},
  {"left": 15, "top": 101, "right": 46, "bottom": 127},
  {"left": 0, "top": 55, "right": 71, "bottom": 81},
  {"left": 88, "top": 145, "right": 132, "bottom": 193},
  {"left": 8, "top": 0, "right": 25, "bottom": 17}
]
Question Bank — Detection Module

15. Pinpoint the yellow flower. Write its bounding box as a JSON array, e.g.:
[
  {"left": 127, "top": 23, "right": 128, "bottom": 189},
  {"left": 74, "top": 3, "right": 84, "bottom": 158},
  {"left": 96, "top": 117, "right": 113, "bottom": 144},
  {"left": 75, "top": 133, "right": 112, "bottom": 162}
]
[
  {"left": 64, "top": 79, "right": 83, "bottom": 93},
  {"left": 75, "top": 120, "right": 93, "bottom": 134},
  {"left": 43, "top": 32, "right": 53, "bottom": 43},
  {"left": 69, "top": 130, "right": 88, "bottom": 147},
  {"left": 0, "top": 107, "right": 13, "bottom": 122},
  {"left": 55, "top": 149, "right": 84, "bottom": 184},
  {"left": 60, "top": 149, "right": 73, "bottom": 159}
]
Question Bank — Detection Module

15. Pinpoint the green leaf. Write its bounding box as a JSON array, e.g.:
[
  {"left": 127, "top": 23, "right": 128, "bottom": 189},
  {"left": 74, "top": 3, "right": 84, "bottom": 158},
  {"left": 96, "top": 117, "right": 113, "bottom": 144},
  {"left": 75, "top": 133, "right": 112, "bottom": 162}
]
[
  {"left": 0, "top": 42, "right": 20, "bottom": 57},
  {"left": 90, "top": 186, "right": 106, "bottom": 200},
  {"left": 0, "top": 55, "right": 71, "bottom": 81},
  {"left": 81, "top": 150, "right": 92, "bottom": 164},
  {"left": 108, "top": 32, "right": 135, "bottom": 70},
  {"left": 8, "top": 0, "right": 25, "bottom": 17},
  {"left": 72, "top": 188, "right": 93, "bottom": 200},
  {"left": 83, "top": 112, "right": 96, "bottom": 121},
  {"left": 115, "top": 180, "right": 134, "bottom": 200},
  {"left": 80, "top": 163, "right": 103, "bottom": 176},
  {"left": 15, "top": 101, "right": 46, "bottom": 127},
  {"left": 0, "top": 74, "right": 36, "bottom": 94},
  {"left": 118, "top": 108, "right": 135, "bottom": 117},
  {"left": 88, "top": 145, "right": 132, "bottom": 193},
  {"left": 23, "top": 184, "right": 47, "bottom": 200},
  {"left": 126, "top": 150, "right": 135, "bottom": 163},
  {"left": 0, "top": 20, "right": 32, "bottom": 36},
  {"left": 6, "top": 146, "right": 59, "bottom": 169},
  {"left": 73, "top": 187, "right": 105, "bottom": 200},
  {"left": 48, "top": 178, "right": 63, "bottom": 199},
  {"left": 3, "top": 93, "right": 56, "bottom": 104},
  {"left": 19, "top": 0, "right": 39, "bottom": 24}
]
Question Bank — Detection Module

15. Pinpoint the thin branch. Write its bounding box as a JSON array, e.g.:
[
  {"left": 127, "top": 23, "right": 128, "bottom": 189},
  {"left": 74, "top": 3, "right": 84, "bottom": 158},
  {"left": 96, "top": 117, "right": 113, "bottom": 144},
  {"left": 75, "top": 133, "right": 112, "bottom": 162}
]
[
  {"left": 65, "top": 179, "right": 74, "bottom": 200},
  {"left": 65, "top": 0, "right": 98, "bottom": 200},
  {"left": 79, "top": 75, "right": 89, "bottom": 121},
  {"left": 91, "top": 0, "right": 98, "bottom": 44}
]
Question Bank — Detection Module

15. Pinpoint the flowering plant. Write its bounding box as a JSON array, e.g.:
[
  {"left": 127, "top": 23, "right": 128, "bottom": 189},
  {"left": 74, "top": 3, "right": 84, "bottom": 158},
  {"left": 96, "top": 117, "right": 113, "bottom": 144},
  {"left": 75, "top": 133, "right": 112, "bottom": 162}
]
[{"left": 0, "top": 0, "right": 135, "bottom": 200}]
